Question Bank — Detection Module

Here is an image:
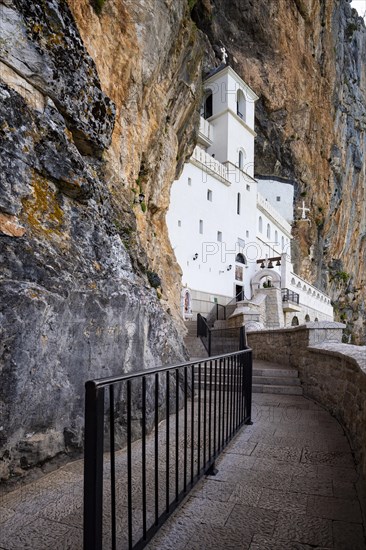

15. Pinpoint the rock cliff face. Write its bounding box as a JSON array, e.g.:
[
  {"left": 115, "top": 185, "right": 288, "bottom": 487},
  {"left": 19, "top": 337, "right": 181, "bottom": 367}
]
[
  {"left": 192, "top": 0, "right": 366, "bottom": 344},
  {"left": 0, "top": 0, "right": 204, "bottom": 480},
  {"left": 0, "top": 0, "right": 365, "bottom": 480}
]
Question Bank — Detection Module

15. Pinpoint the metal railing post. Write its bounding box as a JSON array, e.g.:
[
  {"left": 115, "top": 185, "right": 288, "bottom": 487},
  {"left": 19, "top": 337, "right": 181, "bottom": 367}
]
[
  {"left": 84, "top": 382, "right": 105, "bottom": 550},
  {"left": 243, "top": 349, "right": 253, "bottom": 425}
]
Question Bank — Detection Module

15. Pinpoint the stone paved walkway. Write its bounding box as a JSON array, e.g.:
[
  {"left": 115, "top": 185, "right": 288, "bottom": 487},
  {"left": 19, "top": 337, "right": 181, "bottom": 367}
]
[
  {"left": 0, "top": 392, "right": 365, "bottom": 549},
  {"left": 147, "top": 393, "right": 366, "bottom": 550}
]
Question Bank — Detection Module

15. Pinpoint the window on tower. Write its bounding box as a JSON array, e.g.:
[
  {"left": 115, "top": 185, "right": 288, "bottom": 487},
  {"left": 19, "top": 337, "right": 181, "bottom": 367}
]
[
  {"left": 202, "top": 91, "right": 213, "bottom": 119},
  {"left": 236, "top": 89, "right": 246, "bottom": 121}
]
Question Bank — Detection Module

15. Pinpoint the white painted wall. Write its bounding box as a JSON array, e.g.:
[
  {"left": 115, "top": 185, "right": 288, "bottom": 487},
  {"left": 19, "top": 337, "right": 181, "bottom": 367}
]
[
  {"left": 257, "top": 177, "right": 294, "bottom": 223},
  {"left": 167, "top": 154, "right": 258, "bottom": 301}
]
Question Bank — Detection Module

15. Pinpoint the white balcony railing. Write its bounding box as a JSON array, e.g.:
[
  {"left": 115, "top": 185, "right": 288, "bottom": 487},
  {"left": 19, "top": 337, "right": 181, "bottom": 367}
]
[
  {"left": 257, "top": 193, "right": 292, "bottom": 234},
  {"left": 286, "top": 272, "right": 333, "bottom": 316},
  {"left": 192, "top": 145, "right": 230, "bottom": 183},
  {"left": 199, "top": 116, "right": 214, "bottom": 143}
]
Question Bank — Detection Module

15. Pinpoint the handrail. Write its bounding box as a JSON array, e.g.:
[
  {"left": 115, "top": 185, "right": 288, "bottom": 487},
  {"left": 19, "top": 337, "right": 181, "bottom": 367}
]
[
  {"left": 83, "top": 347, "right": 253, "bottom": 550},
  {"left": 197, "top": 313, "right": 247, "bottom": 358},
  {"left": 197, "top": 313, "right": 212, "bottom": 355},
  {"left": 226, "top": 289, "right": 248, "bottom": 308},
  {"left": 282, "top": 288, "right": 300, "bottom": 305}
]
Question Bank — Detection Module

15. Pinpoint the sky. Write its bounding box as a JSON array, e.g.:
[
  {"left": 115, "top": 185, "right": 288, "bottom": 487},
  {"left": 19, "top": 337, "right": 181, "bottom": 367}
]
[{"left": 351, "top": 0, "right": 366, "bottom": 19}]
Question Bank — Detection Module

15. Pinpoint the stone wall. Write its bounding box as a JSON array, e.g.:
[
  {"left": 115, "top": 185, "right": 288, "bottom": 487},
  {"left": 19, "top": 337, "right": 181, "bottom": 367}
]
[{"left": 247, "top": 324, "right": 366, "bottom": 481}]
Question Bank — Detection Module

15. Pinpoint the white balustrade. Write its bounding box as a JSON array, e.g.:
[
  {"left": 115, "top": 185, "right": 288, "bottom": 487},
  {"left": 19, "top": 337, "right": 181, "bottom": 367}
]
[{"left": 192, "top": 145, "right": 230, "bottom": 183}]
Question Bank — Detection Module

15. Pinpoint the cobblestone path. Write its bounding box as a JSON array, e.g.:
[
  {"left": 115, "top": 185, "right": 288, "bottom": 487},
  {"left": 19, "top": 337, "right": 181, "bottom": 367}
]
[{"left": 0, "top": 392, "right": 365, "bottom": 549}]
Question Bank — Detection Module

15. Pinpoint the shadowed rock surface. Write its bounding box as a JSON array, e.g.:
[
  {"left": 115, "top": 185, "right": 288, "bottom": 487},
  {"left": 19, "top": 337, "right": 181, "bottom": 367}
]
[{"left": 0, "top": 0, "right": 204, "bottom": 480}]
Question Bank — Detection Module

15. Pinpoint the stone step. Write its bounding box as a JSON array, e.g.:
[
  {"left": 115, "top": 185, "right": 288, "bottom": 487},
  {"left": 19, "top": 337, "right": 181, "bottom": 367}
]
[
  {"left": 252, "top": 376, "right": 301, "bottom": 386},
  {"left": 252, "top": 384, "right": 303, "bottom": 395},
  {"left": 184, "top": 336, "right": 208, "bottom": 359},
  {"left": 253, "top": 367, "right": 299, "bottom": 378}
]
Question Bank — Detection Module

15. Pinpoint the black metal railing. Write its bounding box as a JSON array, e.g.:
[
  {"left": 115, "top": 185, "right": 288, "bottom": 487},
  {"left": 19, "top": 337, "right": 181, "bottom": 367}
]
[
  {"left": 205, "top": 291, "right": 247, "bottom": 330},
  {"left": 205, "top": 303, "right": 226, "bottom": 328},
  {"left": 282, "top": 288, "right": 300, "bottom": 304},
  {"left": 197, "top": 314, "right": 245, "bottom": 357},
  {"left": 224, "top": 289, "right": 247, "bottom": 318},
  {"left": 83, "top": 348, "right": 253, "bottom": 550},
  {"left": 197, "top": 313, "right": 212, "bottom": 354}
]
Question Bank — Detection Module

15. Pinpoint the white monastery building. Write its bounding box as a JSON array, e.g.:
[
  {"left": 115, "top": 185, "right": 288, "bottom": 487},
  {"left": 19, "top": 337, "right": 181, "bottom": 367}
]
[{"left": 166, "top": 64, "right": 334, "bottom": 329}]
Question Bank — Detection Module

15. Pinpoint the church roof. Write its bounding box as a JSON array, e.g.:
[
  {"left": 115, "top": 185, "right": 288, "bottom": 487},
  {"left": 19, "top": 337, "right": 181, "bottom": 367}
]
[
  {"left": 203, "top": 65, "right": 259, "bottom": 101},
  {"left": 205, "top": 63, "right": 227, "bottom": 79}
]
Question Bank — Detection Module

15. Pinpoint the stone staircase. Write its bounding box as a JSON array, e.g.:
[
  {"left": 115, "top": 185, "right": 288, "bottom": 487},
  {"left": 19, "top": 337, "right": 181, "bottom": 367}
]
[
  {"left": 184, "top": 322, "right": 303, "bottom": 396},
  {"left": 253, "top": 360, "right": 303, "bottom": 395},
  {"left": 184, "top": 320, "right": 208, "bottom": 359}
]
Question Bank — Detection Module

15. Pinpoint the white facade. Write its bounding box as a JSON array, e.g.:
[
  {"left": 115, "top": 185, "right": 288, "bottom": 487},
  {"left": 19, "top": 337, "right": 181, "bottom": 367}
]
[
  {"left": 167, "top": 65, "right": 334, "bottom": 326},
  {"left": 257, "top": 176, "right": 295, "bottom": 223}
]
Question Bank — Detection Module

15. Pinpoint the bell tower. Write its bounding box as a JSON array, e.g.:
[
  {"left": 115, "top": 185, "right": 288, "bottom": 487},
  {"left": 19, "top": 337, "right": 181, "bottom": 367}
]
[{"left": 201, "top": 65, "right": 258, "bottom": 178}]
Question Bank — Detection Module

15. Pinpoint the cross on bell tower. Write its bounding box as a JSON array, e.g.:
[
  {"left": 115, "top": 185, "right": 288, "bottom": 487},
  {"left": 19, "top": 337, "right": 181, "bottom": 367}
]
[{"left": 220, "top": 46, "right": 228, "bottom": 65}]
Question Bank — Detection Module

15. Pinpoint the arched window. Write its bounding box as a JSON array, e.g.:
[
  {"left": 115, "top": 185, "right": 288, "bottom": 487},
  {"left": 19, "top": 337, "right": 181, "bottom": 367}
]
[
  {"left": 236, "top": 89, "right": 246, "bottom": 121},
  {"left": 275, "top": 230, "right": 278, "bottom": 244},
  {"left": 291, "top": 278, "right": 296, "bottom": 285},
  {"left": 281, "top": 236, "right": 285, "bottom": 250},
  {"left": 315, "top": 317, "right": 319, "bottom": 322},
  {"left": 259, "top": 216, "right": 263, "bottom": 233},
  {"left": 238, "top": 150, "right": 244, "bottom": 169},
  {"left": 267, "top": 223, "right": 271, "bottom": 239},
  {"left": 237, "top": 193, "right": 241, "bottom": 215},
  {"left": 291, "top": 316, "right": 299, "bottom": 326},
  {"left": 203, "top": 91, "right": 213, "bottom": 119},
  {"left": 305, "top": 314, "right": 310, "bottom": 322},
  {"left": 235, "top": 253, "right": 246, "bottom": 264}
]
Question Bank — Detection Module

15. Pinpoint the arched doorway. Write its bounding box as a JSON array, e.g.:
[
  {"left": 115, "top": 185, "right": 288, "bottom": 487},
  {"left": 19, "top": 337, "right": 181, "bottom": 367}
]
[{"left": 251, "top": 268, "right": 281, "bottom": 296}]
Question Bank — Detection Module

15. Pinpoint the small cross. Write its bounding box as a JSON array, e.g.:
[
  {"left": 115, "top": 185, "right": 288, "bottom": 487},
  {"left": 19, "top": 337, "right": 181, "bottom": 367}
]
[
  {"left": 221, "top": 46, "right": 228, "bottom": 65},
  {"left": 298, "top": 201, "right": 310, "bottom": 219}
]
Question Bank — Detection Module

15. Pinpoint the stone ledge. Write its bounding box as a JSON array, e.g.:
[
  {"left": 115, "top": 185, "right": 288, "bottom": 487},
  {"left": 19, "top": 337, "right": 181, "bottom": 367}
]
[
  {"left": 248, "top": 321, "right": 346, "bottom": 335},
  {"left": 308, "top": 343, "right": 366, "bottom": 373}
]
